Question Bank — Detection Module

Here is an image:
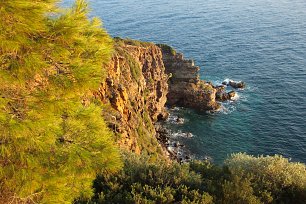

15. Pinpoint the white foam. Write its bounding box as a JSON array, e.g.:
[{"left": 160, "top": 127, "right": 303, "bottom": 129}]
[
  {"left": 230, "top": 92, "right": 240, "bottom": 101},
  {"left": 223, "top": 78, "right": 231, "bottom": 84},
  {"left": 209, "top": 104, "right": 237, "bottom": 115},
  {"left": 171, "top": 130, "right": 194, "bottom": 138},
  {"left": 171, "top": 107, "right": 181, "bottom": 111},
  {"left": 167, "top": 146, "right": 175, "bottom": 151},
  {"left": 212, "top": 78, "right": 231, "bottom": 86},
  {"left": 166, "top": 114, "right": 185, "bottom": 125},
  {"left": 203, "top": 155, "right": 213, "bottom": 162}
]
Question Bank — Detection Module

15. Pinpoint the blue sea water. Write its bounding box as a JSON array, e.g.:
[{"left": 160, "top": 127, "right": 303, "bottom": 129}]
[{"left": 63, "top": 0, "right": 306, "bottom": 164}]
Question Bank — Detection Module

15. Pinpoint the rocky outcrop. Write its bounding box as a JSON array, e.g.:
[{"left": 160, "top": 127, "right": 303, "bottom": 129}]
[
  {"left": 95, "top": 40, "right": 239, "bottom": 158},
  {"left": 223, "top": 80, "right": 246, "bottom": 89},
  {"left": 216, "top": 86, "right": 237, "bottom": 101},
  {"left": 95, "top": 39, "right": 169, "bottom": 156},
  {"left": 158, "top": 44, "right": 220, "bottom": 111},
  {"left": 229, "top": 81, "right": 245, "bottom": 89}
]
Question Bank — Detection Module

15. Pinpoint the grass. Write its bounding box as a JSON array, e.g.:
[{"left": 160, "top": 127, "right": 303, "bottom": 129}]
[
  {"left": 156, "top": 44, "right": 177, "bottom": 55},
  {"left": 114, "top": 37, "right": 153, "bottom": 47}
]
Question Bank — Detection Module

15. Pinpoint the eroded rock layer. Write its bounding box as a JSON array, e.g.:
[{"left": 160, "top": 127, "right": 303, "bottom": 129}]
[
  {"left": 158, "top": 44, "right": 220, "bottom": 111},
  {"left": 95, "top": 39, "right": 169, "bottom": 157}
]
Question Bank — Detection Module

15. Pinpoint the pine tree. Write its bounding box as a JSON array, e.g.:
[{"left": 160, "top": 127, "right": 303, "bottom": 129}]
[{"left": 0, "top": 0, "right": 122, "bottom": 203}]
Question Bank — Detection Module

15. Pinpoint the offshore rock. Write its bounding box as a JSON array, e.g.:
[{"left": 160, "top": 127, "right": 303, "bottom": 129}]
[
  {"left": 228, "top": 90, "right": 236, "bottom": 99},
  {"left": 229, "top": 80, "right": 245, "bottom": 89},
  {"left": 216, "top": 86, "right": 237, "bottom": 101}
]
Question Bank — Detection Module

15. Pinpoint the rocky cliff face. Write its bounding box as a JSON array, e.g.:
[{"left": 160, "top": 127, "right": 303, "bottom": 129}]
[
  {"left": 158, "top": 44, "right": 220, "bottom": 111},
  {"left": 95, "top": 39, "right": 227, "bottom": 158},
  {"left": 95, "top": 39, "right": 169, "bottom": 158}
]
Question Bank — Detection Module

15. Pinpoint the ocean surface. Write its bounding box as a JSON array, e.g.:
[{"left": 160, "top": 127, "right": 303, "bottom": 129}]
[{"left": 63, "top": 0, "right": 306, "bottom": 164}]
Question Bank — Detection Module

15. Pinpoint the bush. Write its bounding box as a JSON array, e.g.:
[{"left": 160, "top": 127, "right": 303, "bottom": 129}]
[
  {"left": 225, "top": 153, "right": 306, "bottom": 203},
  {"left": 81, "top": 153, "right": 213, "bottom": 204},
  {"left": 114, "top": 37, "right": 153, "bottom": 47},
  {"left": 80, "top": 153, "right": 306, "bottom": 204}
]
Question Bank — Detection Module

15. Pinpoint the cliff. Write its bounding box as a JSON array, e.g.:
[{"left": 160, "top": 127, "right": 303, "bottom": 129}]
[
  {"left": 95, "top": 39, "right": 169, "bottom": 158},
  {"left": 96, "top": 39, "right": 226, "bottom": 157}
]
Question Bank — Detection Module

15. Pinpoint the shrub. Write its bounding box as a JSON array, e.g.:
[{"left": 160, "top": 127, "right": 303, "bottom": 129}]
[
  {"left": 115, "top": 37, "right": 153, "bottom": 47},
  {"left": 156, "top": 44, "right": 177, "bottom": 55},
  {"left": 83, "top": 153, "right": 213, "bottom": 203},
  {"left": 225, "top": 153, "right": 306, "bottom": 203},
  {"left": 77, "top": 153, "right": 306, "bottom": 204}
]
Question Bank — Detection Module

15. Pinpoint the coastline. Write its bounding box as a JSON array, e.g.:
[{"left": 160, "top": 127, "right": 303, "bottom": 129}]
[{"left": 98, "top": 38, "right": 246, "bottom": 162}]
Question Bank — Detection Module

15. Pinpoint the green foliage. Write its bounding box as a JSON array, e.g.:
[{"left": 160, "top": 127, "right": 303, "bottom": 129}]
[
  {"left": 79, "top": 153, "right": 306, "bottom": 204},
  {"left": 114, "top": 37, "right": 153, "bottom": 47},
  {"left": 156, "top": 44, "right": 177, "bottom": 55},
  {"left": 199, "top": 81, "right": 214, "bottom": 93},
  {"left": 128, "top": 57, "right": 142, "bottom": 82},
  {"left": 2, "top": 1, "right": 306, "bottom": 204},
  {"left": 225, "top": 153, "right": 306, "bottom": 204},
  {"left": 189, "top": 160, "right": 230, "bottom": 198},
  {"left": 221, "top": 175, "right": 263, "bottom": 204},
  {"left": 79, "top": 153, "right": 213, "bottom": 204},
  {"left": 124, "top": 51, "right": 142, "bottom": 82},
  {"left": 0, "top": 0, "right": 122, "bottom": 203},
  {"left": 143, "top": 110, "right": 154, "bottom": 133},
  {"left": 115, "top": 45, "right": 142, "bottom": 82},
  {"left": 136, "top": 116, "right": 159, "bottom": 158}
]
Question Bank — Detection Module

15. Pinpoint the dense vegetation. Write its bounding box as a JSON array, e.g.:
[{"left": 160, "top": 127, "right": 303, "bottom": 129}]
[
  {"left": 1, "top": 0, "right": 305, "bottom": 204},
  {"left": 79, "top": 153, "right": 306, "bottom": 204},
  {"left": 0, "top": 0, "right": 121, "bottom": 203}
]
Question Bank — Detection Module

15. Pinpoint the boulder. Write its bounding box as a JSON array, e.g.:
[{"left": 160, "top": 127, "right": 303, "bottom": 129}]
[
  {"left": 227, "top": 91, "right": 236, "bottom": 99},
  {"left": 229, "top": 80, "right": 245, "bottom": 89}
]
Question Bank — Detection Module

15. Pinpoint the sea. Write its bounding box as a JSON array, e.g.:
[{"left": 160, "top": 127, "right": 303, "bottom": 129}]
[{"left": 62, "top": 0, "right": 306, "bottom": 164}]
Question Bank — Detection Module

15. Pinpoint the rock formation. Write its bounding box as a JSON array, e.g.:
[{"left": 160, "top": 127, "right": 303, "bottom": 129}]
[
  {"left": 223, "top": 80, "right": 246, "bottom": 89},
  {"left": 216, "top": 86, "right": 237, "bottom": 101},
  {"left": 158, "top": 44, "right": 220, "bottom": 111},
  {"left": 95, "top": 39, "right": 238, "bottom": 158},
  {"left": 95, "top": 39, "right": 169, "bottom": 156}
]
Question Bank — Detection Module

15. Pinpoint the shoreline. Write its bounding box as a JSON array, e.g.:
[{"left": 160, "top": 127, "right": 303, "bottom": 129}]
[{"left": 156, "top": 122, "right": 193, "bottom": 163}]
